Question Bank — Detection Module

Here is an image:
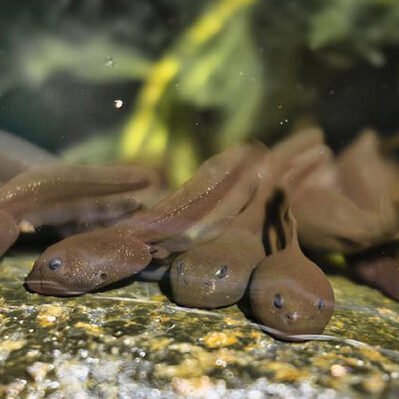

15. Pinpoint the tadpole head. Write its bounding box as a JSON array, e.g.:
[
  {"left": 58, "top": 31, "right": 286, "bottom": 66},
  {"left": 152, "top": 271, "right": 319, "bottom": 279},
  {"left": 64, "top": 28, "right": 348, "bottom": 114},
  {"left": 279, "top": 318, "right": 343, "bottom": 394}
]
[
  {"left": 169, "top": 230, "right": 263, "bottom": 309},
  {"left": 25, "top": 228, "right": 152, "bottom": 296},
  {"left": 170, "top": 250, "right": 240, "bottom": 309},
  {"left": 249, "top": 250, "right": 335, "bottom": 335}
]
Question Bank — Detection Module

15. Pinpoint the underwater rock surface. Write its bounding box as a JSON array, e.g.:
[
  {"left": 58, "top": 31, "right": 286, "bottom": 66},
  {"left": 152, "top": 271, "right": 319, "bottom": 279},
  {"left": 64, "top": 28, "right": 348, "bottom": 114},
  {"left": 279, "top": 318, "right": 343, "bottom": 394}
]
[{"left": 1, "top": 254, "right": 399, "bottom": 398}]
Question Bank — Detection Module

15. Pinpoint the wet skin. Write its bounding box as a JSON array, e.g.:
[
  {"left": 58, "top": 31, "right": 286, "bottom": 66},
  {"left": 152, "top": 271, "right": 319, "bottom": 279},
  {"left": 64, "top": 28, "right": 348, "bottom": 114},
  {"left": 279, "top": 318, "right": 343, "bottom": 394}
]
[
  {"left": 337, "top": 130, "right": 398, "bottom": 218},
  {"left": 283, "top": 132, "right": 398, "bottom": 254},
  {"left": 0, "top": 129, "right": 57, "bottom": 255},
  {"left": 249, "top": 190, "right": 335, "bottom": 335},
  {"left": 168, "top": 131, "right": 328, "bottom": 309},
  {"left": 157, "top": 190, "right": 335, "bottom": 335},
  {"left": 168, "top": 159, "right": 274, "bottom": 309},
  {"left": 0, "top": 129, "right": 57, "bottom": 181},
  {"left": 282, "top": 142, "right": 373, "bottom": 253},
  {"left": 26, "top": 127, "right": 395, "bottom": 317},
  {"left": 287, "top": 129, "right": 399, "bottom": 299},
  {"left": 337, "top": 130, "right": 399, "bottom": 249},
  {"left": 26, "top": 131, "right": 327, "bottom": 300},
  {"left": 270, "top": 130, "right": 373, "bottom": 253},
  {"left": 347, "top": 242, "right": 399, "bottom": 301},
  {"left": 170, "top": 230, "right": 265, "bottom": 309},
  {"left": 26, "top": 227, "right": 152, "bottom": 296},
  {"left": 0, "top": 163, "right": 159, "bottom": 257},
  {"left": 26, "top": 143, "right": 270, "bottom": 296},
  {"left": 250, "top": 247, "right": 335, "bottom": 335}
]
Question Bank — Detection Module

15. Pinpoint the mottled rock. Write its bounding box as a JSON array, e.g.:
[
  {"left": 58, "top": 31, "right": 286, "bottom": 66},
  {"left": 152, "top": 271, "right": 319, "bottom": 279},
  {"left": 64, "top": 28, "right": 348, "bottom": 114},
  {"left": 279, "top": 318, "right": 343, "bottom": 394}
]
[{"left": 0, "top": 254, "right": 399, "bottom": 398}]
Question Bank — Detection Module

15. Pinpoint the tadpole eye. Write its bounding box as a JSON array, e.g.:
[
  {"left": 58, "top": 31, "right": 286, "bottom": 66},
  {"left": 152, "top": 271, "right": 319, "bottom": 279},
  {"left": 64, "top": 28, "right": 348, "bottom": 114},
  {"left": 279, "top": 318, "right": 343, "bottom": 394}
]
[
  {"left": 215, "top": 265, "right": 229, "bottom": 279},
  {"left": 316, "top": 298, "right": 325, "bottom": 311},
  {"left": 273, "top": 293, "right": 284, "bottom": 309},
  {"left": 48, "top": 258, "right": 62, "bottom": 271},
  {"left": 176, "top": 260, "right": 185, "bottom": 276}
]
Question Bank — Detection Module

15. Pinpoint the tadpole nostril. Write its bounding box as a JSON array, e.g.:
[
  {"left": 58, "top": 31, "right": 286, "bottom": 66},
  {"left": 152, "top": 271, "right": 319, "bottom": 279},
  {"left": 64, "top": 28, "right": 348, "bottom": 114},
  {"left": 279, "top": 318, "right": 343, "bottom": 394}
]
[
  {"left": 202, "top": 279, "right": 215, "bottom": 293},
  {"left": 285, "top": 312, "right": 299, "bottom": 322},
  {"left": 100, "top": 272, "right": 108, "bottom": 281}
]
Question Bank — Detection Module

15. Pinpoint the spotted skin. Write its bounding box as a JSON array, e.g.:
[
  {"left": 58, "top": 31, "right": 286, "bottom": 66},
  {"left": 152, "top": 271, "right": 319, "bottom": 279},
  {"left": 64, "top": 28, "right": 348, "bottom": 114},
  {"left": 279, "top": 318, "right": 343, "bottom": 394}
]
[
  {"left": 26, "top": 143, "right": 269, "bottom": 296},
  {"left": 0, "top": 163, "right": 159, "bottom": 257},
  {"left": 249, "top": 190, "right": 335, "bottom": 335},
  {"left": 170, "top": 229, "right": 265, "bottom": 308}
]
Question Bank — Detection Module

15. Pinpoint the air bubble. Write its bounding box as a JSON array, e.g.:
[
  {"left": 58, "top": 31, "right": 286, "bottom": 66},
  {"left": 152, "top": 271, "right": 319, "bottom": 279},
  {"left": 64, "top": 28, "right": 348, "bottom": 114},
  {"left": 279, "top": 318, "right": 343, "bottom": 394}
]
[
  {"left": 105, "top": 56, "right": 115, "bottom": 68},
  {"left": 114, "top": 99, "right": 124, "bottom": 109}
]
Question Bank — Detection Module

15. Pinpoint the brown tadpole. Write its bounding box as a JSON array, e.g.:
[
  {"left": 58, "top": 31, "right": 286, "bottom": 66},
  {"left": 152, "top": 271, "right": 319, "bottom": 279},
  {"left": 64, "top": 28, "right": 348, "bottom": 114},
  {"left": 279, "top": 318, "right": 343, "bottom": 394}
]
[
  {"left": 170, "top": 229, "right": 265, "bottom": 308},
  {"left": 347, "top": 242, "right": 399, "bottom": 301},
  {"left": 0, "top": 129, "right": 58, "bottom": 181},
  {"left": 169, "top": 154, "right": 273, "bottom": 309},
  {"left": 249, "top": 190, "right": 335, "bottom": 336},
  {"left": 169, "top": 131, "right": 331, "bottom": 310},
  {"left": 0, "top": 210, "right": 19, "bottom": 257},
  {"left": 283, "top": 139, "right": 376, "bottom": 254},
  {"left": 0, "top": 163, "right": 160, "bottom": 258},
  {"left": 25, "top": 227, "right": 152, "bottom": 296},
  {"left": 281, "top": 129, "right": 399, "bottom": 255},
  {"left": 337, "top": 130, "right": 397, "bottom": 215},
  {"left": 27, "top": 143, "right": 269, "bottom": 296}
]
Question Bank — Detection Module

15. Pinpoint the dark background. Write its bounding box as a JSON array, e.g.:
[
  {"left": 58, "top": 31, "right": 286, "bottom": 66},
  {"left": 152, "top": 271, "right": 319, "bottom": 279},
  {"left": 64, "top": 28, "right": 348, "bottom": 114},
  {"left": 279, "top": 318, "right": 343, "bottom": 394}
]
[{"left": 1, "top": 0, "right": 398, "bottom": 158}]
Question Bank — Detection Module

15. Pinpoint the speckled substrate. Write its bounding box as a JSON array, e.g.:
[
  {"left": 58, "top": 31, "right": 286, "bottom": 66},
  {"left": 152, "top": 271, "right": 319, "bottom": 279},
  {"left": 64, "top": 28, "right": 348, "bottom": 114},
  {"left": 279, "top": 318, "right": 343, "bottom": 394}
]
[{"left": 1, "top": 255, "right": 399, "bottom": 399}]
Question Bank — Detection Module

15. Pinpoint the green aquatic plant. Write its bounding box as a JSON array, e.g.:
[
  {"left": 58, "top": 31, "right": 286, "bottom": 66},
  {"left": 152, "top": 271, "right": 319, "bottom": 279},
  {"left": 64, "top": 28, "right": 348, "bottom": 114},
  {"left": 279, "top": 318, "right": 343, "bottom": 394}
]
[
  {"left": 118, "top": 0, "right": 262, "bottom": 186},
  {"left": 1, "top": 0, "right": 399, "bottom": 185},
  {"left": 309, "top": 0, "right": 399, "bottom": 67},
  {"left": 0, "top": 35, "right": 152, "bottom": 92}
]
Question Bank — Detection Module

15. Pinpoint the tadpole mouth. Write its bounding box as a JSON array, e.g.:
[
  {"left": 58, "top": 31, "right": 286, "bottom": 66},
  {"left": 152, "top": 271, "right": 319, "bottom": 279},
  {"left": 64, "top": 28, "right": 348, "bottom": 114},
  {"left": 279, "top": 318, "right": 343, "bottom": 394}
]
[{"left": 24, "top": 277, "right": 84, "bottom": 297}]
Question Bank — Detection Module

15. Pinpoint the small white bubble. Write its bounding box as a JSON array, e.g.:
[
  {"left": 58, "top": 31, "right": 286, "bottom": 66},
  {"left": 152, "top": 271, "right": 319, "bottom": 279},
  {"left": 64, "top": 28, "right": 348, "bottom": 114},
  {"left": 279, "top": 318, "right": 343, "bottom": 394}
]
[
  {"left": 111, "top": 346, "right": 119, "bottom": 355},
  {"left": 239, "top": 71, "right": 244, "bottom": 76},
  {"left": 330, "top": 364, "right": 347, "bottom": 377},
  {"left": 248, "top": 390, "right": 263, "bottom": 399},
  {"left": 114, "top": 99, "right": 124, "bottom": 109},
  {"left": 223, "top": 369, "right": 235, "bottom": 379},
  {"left": 79, "top": 349, "right": 89, "bottom": 359},
  {"left": 105, "top": 56, "right": 115, "bottom": 68},
  {"left": 47, "top": 381, "right": 60, "bottom": 389},
  {"left": 215, "top": 358, "right": 227, "bottom": 367},
  {"left": 166, "top": 324, "right": 176, "bottom": 331}
]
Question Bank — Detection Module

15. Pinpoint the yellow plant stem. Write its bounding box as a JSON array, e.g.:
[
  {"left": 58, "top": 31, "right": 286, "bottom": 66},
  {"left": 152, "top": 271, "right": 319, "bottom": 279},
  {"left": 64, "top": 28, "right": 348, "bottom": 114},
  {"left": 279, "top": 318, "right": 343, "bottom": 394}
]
[{"left": 119, "top": 0, "right": 258, "bottom": 163}]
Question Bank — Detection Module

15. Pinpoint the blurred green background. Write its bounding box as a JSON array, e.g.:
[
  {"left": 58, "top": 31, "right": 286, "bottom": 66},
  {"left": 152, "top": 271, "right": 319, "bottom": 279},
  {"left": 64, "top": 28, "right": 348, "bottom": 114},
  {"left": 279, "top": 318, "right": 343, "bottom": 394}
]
[{"left": 1, "top": 0, "right": 399, "bottom": 186}]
